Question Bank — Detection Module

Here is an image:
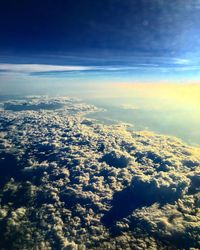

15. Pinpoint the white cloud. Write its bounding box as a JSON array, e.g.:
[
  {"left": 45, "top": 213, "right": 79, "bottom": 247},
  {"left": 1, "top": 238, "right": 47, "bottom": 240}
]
[
  {"left": 173, "top": 58, "right": 191, "bottom": 65},
  {"left": 0, "top": 63, "right": 142, "bottom": 75},
  {"left": 0, "top": 60, "right": 198, "bottom": 76},
  {"left": 0, "top": 63, "right": 94, "bottom": 73},
  {"left": 0, "top": 96, "right": 200, "bottom": 249}
]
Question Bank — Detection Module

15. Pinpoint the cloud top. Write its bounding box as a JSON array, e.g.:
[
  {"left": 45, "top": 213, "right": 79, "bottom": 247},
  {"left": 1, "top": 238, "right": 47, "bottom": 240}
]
[{"left": 0, "top": 97, "right": 199, "bottom": 249}]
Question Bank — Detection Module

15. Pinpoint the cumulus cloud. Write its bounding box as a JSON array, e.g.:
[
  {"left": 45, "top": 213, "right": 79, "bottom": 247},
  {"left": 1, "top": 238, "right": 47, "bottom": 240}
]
[
  {"left": 100, "top": 150, "right": 134, "bottom": 168},
  {"left": 131, "top": 171, "right": 190, "bottom": 204},
  {"left": 0, "top": 97, "right": 199, "bottom": 249}
]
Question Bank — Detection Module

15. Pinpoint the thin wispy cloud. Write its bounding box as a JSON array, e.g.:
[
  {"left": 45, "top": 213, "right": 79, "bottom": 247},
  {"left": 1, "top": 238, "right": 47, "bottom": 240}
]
[
  {"left": 173, "top": 58, "right": 191, "bottom": 65},
  {"left": 0, "top": 59, "right": 199, "bottom": 78},
  {"left": 0, "top": 63, "right": 93, "bottom": 73}
]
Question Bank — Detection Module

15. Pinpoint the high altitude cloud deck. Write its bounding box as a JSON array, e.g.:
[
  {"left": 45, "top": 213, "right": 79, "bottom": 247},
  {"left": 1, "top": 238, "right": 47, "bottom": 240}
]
[{"left": 0, "top": 97, "right": 199, "bottom": 249}]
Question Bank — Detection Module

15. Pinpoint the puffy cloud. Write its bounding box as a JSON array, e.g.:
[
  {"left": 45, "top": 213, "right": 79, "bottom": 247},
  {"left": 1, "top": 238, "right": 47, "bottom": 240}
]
[
  {"left": 130, "top": 193, "right": 200, "bottom": 249},
  {"left": 0, "top": 97, "right": 199, "bottom": 249},
  {"left": 101, "top": 150, "right": 134, "bottom": 168},
  {"left": 131, "top": 171, "right": 190, "bottom": 204}
]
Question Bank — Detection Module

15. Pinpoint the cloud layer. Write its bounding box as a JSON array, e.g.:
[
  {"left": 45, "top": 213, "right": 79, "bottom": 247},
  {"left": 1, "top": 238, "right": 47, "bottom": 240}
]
[
  {"left": 0, "top": 57, "right": 199, "bottom": 78},
  {"left": 0, "top": 97, "right": 199, "bottom": 249}
]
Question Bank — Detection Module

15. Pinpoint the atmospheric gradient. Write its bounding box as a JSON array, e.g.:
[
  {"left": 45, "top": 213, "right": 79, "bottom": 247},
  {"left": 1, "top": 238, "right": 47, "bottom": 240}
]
[{"left": 0, "top": 1, "right": 200, "bottom": 249}]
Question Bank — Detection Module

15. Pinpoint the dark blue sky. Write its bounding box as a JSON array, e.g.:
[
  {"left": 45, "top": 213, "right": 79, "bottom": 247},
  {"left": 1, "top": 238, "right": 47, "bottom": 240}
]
[
  {"left": 1, "top": 0, "right": 200, "bottom": 57},
  {"left": 1, "top": 0, "right": 200, "bottom": 79}
]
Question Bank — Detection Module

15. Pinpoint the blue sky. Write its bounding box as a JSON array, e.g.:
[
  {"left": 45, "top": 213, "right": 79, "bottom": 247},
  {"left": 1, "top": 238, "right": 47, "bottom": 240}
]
[{"left": 1, "top": 0, "right": 200, "bottom": 82}]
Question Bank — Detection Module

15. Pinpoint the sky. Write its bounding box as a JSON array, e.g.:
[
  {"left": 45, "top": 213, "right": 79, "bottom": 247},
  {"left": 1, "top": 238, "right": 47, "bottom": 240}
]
[{"left": 1, "top": 0, "right": 200, "bottom": 83}]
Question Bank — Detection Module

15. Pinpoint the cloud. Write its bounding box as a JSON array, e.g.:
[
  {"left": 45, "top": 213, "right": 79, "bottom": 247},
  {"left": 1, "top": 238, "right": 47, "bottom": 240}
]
[
  {"left": 0, "top": 96, "right": 199, "bottom": 249},
  {"left": 173, "top": 58, "right": 191, "bottom": 65},
  {"left": 1, "top": 59, "right": 199, "bottom": 78},
  {"left": 0, "top": 63, "right": 147, "bottom": 75},
  {"left": 0, "top": 63, "right": 93, "bottom": 73}
]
